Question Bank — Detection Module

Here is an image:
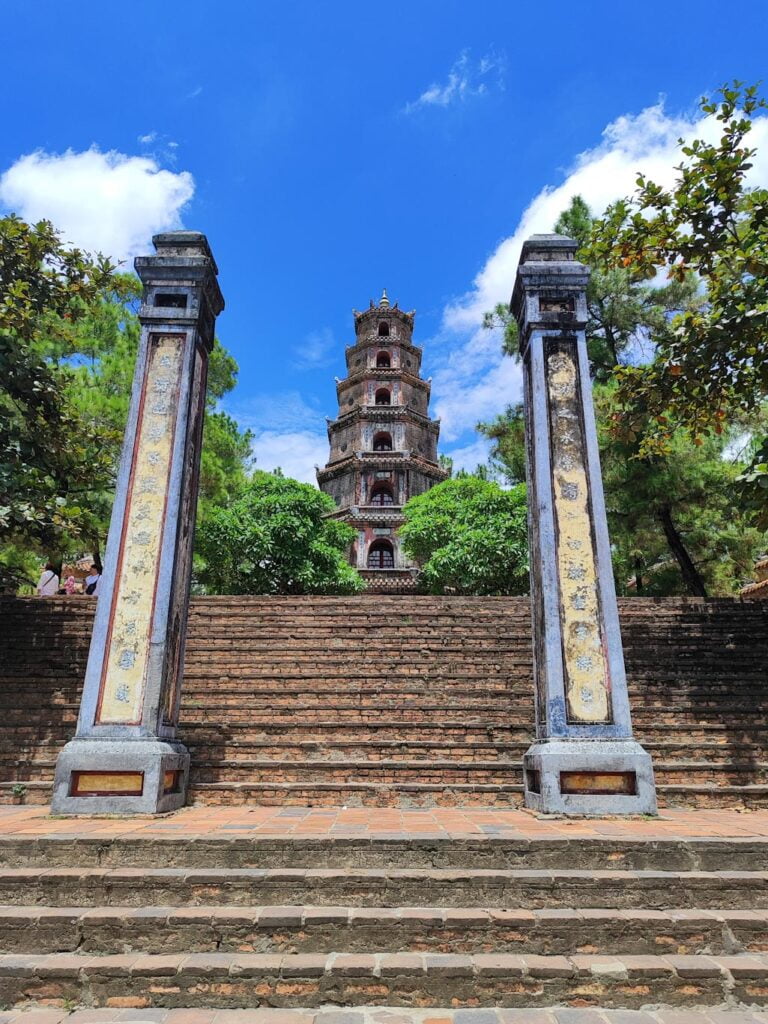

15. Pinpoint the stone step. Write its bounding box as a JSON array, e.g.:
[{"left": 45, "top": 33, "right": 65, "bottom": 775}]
[
  {"left": 1, "top": 594, "right": 766, "bottom": 815},
  {"left": 176, "top": 701, "right": 768, "bottom": 721},
  {"left": 180, "top": 740, "right": 768, "bottom": 765},
  {"left": 186, "top": 759, "right": 768, "bottom": 787},
  {"left": 4, "top": 834, "right": 768, "bottom": 871},
  {"left": 175, "top": 684, "right": 768, "bottom": 707},
  {"left": 178, "top": 707, "right": 519, "bottom": 725},
  {"left": 179, "top": 719, "right": 768, "bottom": 742},
  {"left": 3, "top": 740, "right": 767, "bottom": 773},
  {"left": 188, "top": 761, "right": 521, "bottom": 787},
  {"left": 0, "top": 782, "right": 52, "bottom": 805},
  {"left": 0, "top": 950, "right": 766, "bottom": 1009},
  {"left": 4, "top": 759, "right": 768, "bottom": 795},
  {"left": 6, "top": 685, "right": 768, "bottom": 709},
  {"left": 178, "top": 692, "right": 534, "bottom": 709},
  {"left": 0, "top": 721, "right": 531, "bottom": 745},
  {"left": 187, "top": 780, "right": 768, "bottom": 809},
  {"left": 187, "top": 646, "right": 765, "bottom": 660},
  {"left": 3, "top": 904, "right": 768, "bottom": 957},
  {"left": 4, "top": 779, "right": 768, "bottom": 808},
  {"left": 179, "top": 677, "right": 532, "bottom": 691},
  {"left": 3, "top": 866, "right": 767, "bottom": 909}
]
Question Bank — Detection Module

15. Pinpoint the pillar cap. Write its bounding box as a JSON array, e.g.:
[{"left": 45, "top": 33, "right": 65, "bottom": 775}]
[
  {"left": 150, "top": 231, "right": 218, "bottom": 274},
  {"left": 511, "top": 234, "right": 589, "bottom": 353},
  {"left": 519, "top": 234, "right": 579, "bottom": 264}
]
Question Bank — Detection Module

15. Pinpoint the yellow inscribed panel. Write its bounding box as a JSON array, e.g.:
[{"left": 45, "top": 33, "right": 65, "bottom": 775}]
[
  {"left": 98, "top": 335, "right": 183, "bottom": 724},
  {"left": 72, "top": 772, "right": 144, "bottom": 795},
  {"left": 547, "top": 349, "right": 611, "bottom": 723}
]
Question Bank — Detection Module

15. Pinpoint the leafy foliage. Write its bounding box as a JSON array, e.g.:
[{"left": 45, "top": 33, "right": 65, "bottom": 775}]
[
  {"left": 479, "top": 184, "right": 767, "bottom": 595},
  {"left": 482, "top": 302, "right": 519, "bottom": 356},
  {"left": 62, "top": 278, "right": 252, "bottom": 541},
  {"left": 482, "top": 195, "right": 701, "bottom": 378},
  {"left": 0, "top": 214, "right": 252, "bottom": 589},
  {"left": 588, "top": 82, "right": 768, "bottom": 450},
  {"left": 400, "top": 477, "right": 528, "bottom": 595},
  {"left": 477, "top": 403, "right": 527, "bottom": 485},
  {"left": 194, "top": 470, "right": 363, "bottom": 595},
  {"left": 0, "top": 216, "right": 116, "bottom": 568},
  {"left": 597, "top": 387, "right": 764, "bottom": 595},
  {"left": 739, "top": 433, "right": 768, "bottom": 529}
]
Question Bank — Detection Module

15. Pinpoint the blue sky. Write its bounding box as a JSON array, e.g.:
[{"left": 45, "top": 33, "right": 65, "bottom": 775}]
[{"left": 2, "top": 0, "right": 768, "bottom": 480}]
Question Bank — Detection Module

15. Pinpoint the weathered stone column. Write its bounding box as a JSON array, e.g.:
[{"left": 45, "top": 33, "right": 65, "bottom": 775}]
[
  {"left": 512, "top": 235, "right": 656, "bottom": 815},
  {"left": 51, "top": 232, "right": 223, "bottom": 814}
]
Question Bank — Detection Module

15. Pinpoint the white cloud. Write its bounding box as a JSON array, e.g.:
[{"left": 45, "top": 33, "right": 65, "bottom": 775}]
[
  {"left": 0, "top": 146, "right": 194, "bottom": 264},
  {"left": 293, "top": 328, "right": 336, "bottom": 370},
  {"left": 429, "top": 99, "right": 768, "bottom": 448},
  {"left": 225, "top": 391, "right": 328, "bottom": 485},
  {"left": 403, "top": 50, "right": 505, "bottom": 114},
  {"left": 433, "top": 354, "right": 522, "bottom": 442},
  {"left": 250, "top": 430, "right": 328, "bottom": 484},
  {"left": 444, "top": 103, "right": 768, "bottom": 332},
  {"left": 443, "top": 437, "right": 492, "bottom": 474}
]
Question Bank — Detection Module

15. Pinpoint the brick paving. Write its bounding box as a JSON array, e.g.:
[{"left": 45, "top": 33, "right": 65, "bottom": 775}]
[
  {"left": 1, "top": 1008, "right": 768, "bottom": 1023},
  {"left": 3, "top": 804, "right": 768, "bottom": 840}
]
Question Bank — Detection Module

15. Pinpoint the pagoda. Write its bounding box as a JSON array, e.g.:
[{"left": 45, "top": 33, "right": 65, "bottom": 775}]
[{"left": 317, "top": 290, "right": 448, "bottom": 592}]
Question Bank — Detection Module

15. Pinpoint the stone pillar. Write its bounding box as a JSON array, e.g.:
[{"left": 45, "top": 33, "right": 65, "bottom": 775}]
[
  {"left": 51, "top": 232, "right": 223, "bottom": 815},
  {"left": 512, "top": 235, "right": 656, "bottom": 815}
]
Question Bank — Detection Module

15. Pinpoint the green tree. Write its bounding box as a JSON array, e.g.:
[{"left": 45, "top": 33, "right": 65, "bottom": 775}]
[
  {"left": 400, "top": 477, "right": 528, "bottom": 595},
  {"left": 0, "top": 215, "right": 116, "bottom": 585},
  {"left": 194, "top": 470, "right": 363, "bottom": 595},
  {"left": 482, "top": 194, "right": 700, "bottom": 378},
  {"left": 1, "top": 215, "right": 252, "bottom": 589},
  {"left": 477, "top": 403, "right": 527, "bottom": 486},
  {"left": 587, "top": 82, "right": 768, "bottom": 524},
  {"left": 479, "top": 191, "right": 766, "bottom": 596},
  {"left": 56, "top": 276, "right": 251, "bottom": 558},
  {"left": 597, "top": 387, "right": 763, "bottom": 596},
  {"left": 740, "top": 432, "right": 768, "bottom": 529},
  {"left": 588, "top": 82, "right": 768, "bottom": 450}
]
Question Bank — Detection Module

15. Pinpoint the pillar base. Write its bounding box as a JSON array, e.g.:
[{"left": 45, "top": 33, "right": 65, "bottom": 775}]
[
  {"left": 523, "top": 739, "right": 657, "bottom": 816},
  {"left": 50, "top": 738, "right": 189, "bottom": 815}
]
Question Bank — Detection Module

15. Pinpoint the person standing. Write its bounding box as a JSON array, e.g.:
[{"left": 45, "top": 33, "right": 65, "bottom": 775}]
[
  {"left": 36, "top": 563, "right": 59, "bottom": 596},
  {"left": 84, "top": 564, "right": 101, "bottom": 595}
]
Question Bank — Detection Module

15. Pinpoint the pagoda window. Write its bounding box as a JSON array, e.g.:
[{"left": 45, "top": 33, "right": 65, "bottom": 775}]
[
  {"left": 378, "top": 322, "right": 390, "bottom": 337},
  {"left": 373, "top": 431, "right": 392, "bottom": 452},
  {"left": 368, "top": 539, "right": 394, "bottom": 569},
  {"left": 376, "top": 351, "right": 391, "bottom": 368},
  {"left": 155, "top": 292, "right": 187, "bottom": 308},
  {"left": 370, "top": 483, "right": 394, "bottom": 506},
  {"left": 375, "top": 388, "right": 391, "bottom": 405}
]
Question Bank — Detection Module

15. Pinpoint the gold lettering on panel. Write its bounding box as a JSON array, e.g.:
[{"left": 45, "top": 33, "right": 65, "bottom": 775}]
[
  {"left": 546, "top": 347, "right": 611, "bottom": 723},
  {"left": 71, "top": 771, "right": 144, "bottom": 796},
  {"left": 97, "top": 336, "right": 184, "bottom": 724}
]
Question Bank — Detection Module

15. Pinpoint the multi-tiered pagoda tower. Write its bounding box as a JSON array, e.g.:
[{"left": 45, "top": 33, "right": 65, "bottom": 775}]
[{"left": 317, "top": 291, "right": 448, "bottom": 592}]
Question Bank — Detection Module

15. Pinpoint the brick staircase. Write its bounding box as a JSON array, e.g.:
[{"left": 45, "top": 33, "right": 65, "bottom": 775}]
[
  {"left": 2, "top": 828, "right": 768, "bottom": 1011},
  {"left": 0, "top": 594, "right": 766, "bottom": 809}
]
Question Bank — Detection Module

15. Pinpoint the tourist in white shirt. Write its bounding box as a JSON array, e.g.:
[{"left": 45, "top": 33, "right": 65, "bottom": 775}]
[
  {"left": 36, "top": 564, "right": 59, "bottom": 596},
  {"left": 84, "top": 564, "right": 101, "bottom": 595}
]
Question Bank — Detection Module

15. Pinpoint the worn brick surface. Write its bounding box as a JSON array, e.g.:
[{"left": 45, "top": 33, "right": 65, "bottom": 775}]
[
  {"left": 1, "top": 595, "right": 767, "bottom": 808},
  {"left": 2, "top": 597, "right": 768, "bottom": 1018}
]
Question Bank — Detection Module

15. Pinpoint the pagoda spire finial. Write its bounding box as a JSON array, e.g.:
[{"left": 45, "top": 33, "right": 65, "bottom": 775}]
[{"left": 379, "top": 288, "right": 390, "bottom": 309}]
